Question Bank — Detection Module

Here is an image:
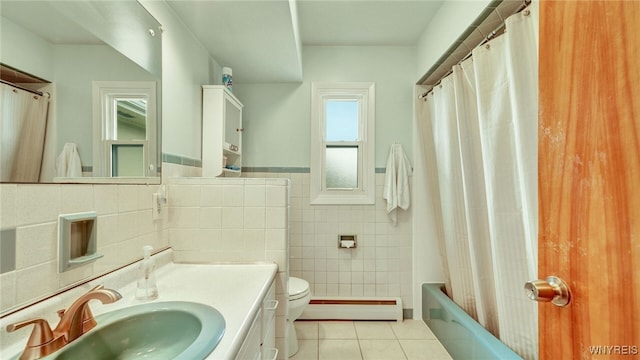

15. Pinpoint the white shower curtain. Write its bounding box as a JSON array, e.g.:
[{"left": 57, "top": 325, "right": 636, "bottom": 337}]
[
  {"left": 0, "top": 83, "right": 50, "bottom": 182},
  {"left": 415, "top": 6, "right": 538, "bottom": 360}
]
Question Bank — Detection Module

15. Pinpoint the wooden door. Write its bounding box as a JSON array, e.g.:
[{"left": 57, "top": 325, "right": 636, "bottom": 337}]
[{"left": 538, "top": 1, "right": 640, "bottom": 359}]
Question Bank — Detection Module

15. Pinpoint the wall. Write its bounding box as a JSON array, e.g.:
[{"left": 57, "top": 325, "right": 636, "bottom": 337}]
[
  {"left": 1, "top": 2, "right": 290, "bottom": 358},
  {"left": 54, "top": 44, "right": 155, "bottom": 162},
  {"left": 233, "top": 45, "right": 416, "bottom": 311},
  {"left": 248, "top": 172, "right": 413, "bottom": 310},
  {"left": 0, "top": 16, "right": 54, "bottom": 80},
  {"left": 415, "top": 0, "right": 492, "bottom": 80},
  {"left": 0, "top": 183, "right": 168, "bottom": 311},
  {"left": 0, "top": 0, "right": 218, "bottom": 317},
  {"left": 139, "top": 0, "right": 220, "bottom": 163},
  {"left": 0, "top": 0, "right": 495, "bottom": 324},
  {"left": 1, "top": 1, "right": 224, "bottom": 168},
  {"left": 234, "top": 45, "right": 415, "bottom": 168},
  {"left": 0, "top": 178, "right": 291, "bottom": 359},
  {"left": 166, "top": 177, "right": 290, "bottom": 357},
  {"left": 1, "top": 18, "right": 154, "bottom": 164}
]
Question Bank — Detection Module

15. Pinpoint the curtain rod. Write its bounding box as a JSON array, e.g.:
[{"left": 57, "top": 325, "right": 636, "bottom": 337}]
[
  {"left": 419, "top": 0, "right": 531, "bottom": 100},
  {"left": 1, "top": 79, "right": 47, "bottom": 97}
]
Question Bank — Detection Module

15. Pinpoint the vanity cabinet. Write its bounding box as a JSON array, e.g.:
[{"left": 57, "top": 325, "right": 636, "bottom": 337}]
[
  {"left": 261, "top": 283, "right": 278, "bottom": 360},
  {"left": 236, "top": 308, "right": 262, "bottom": 360},
  {"left": 202, "top": 85, "right": 243, "bottom": 177},
  {"left": 235, "top": 281, "right": 278, "bottom": 360}
]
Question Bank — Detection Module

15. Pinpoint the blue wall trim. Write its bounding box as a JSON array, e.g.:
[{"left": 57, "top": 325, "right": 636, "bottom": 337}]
[
  {"left": 158, "top": 160, "right": 388, "bottom": 174},
  {"left": 243, "top": 167, "right": 387, "bottom": 174}
]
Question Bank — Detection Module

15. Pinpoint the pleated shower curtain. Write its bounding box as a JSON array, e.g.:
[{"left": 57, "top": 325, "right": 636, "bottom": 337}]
[
  {"left": 0, "top": 83, "right": 50, "bottom": 182},
  {"left": 415, "top": 6, "right": 538, "bottom": 359}
]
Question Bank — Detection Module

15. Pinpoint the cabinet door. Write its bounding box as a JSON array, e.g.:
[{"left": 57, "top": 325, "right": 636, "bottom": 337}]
[
  {"left": 261, "top": 283, "right": 278, "bottom": 360},
  {"left": 224, "top": 96, "right": 242, "bottom": 151},
  {"left": 236, "top": 308, "right": 262, "bottom": 360}
]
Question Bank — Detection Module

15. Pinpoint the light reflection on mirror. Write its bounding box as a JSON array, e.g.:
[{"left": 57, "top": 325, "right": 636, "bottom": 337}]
[
  {"left": 116, "top": 98, "right": 147, "bottom": 141},
  {"left": 0, "top": 0, "right": 162, "bottom": 184},
  {"left": 111, "top": 98, "right": 147, "bottom": 177},
  {"left": 111, "top": 144, "right": 145, "bottom": 176},
  {"left": 93, "top": 81, "right": 156, "bottom": 178}
]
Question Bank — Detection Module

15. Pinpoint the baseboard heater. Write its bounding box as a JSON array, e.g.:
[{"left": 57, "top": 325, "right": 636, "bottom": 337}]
[{"left": 299, "top": 297, "right": 403, "bottom": 322}]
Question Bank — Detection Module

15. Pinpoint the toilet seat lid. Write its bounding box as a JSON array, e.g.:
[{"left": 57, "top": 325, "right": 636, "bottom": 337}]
[{"left": 288, "top": 277, "right": 310, "bottom": 299}]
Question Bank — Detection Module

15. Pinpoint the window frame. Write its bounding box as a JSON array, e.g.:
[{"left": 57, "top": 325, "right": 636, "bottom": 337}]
[
  {"left": 92, "top": 81, "right": 156, "bottom": 177},
  {"left": 107, "top": 140, "right": 148, "bottom": 177},
  {"left": 310, "top": 82, "right": 375, "bottom": 205}
]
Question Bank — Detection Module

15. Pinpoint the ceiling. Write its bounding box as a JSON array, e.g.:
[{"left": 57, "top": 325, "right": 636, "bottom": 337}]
[
  {"left": 166, "top": 0, "right": 444, "bottom": 83},
  {"left": 2, "top": 0, "right": 444, "bottom": 84},
  {"left": 1, "top": 1, "right": 102, "bottom": 45}
]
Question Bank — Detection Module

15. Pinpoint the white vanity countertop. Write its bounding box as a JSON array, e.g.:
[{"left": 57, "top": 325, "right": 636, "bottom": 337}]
[{"left": 0, "top": 251, "right": 278, "bottom": 360}]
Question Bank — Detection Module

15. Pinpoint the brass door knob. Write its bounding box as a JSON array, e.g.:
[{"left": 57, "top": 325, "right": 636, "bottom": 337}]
[{"left": 524, "top": 276, "right": 571, "bottom": 307}]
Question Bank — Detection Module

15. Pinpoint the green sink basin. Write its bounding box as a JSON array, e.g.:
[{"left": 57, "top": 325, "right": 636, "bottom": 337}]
[{"left": 48, "top": 301, "right": 225, "bottom": 360}]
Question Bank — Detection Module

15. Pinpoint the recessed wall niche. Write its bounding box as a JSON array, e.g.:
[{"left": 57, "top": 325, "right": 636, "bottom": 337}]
[{"left": 58, "top": 212, "right": 103, "bottom": 273}]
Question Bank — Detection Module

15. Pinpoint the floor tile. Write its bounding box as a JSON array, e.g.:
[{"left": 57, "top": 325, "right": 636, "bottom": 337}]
[
  {"left": 319, "top": 339, "right": 363, "bottom": 360},
  {"left": 295, "top": 321, "right": 319, "bottom": 339},
  {"left": 319, "top": 321, "right": 357, "bottom": 339},
  {"left": 391, "top": 319, "right": 437, "bottom": 340},
  {"left": 290, "top": 339, "right": 318, "bottom": 360},
  {"left": 399, "top": 339, "right": 453, "bottom": 360},
  {"left": 288, "top": 320, "right": 451, "bottom": 360},
  {"left": 354, "top": 321, "right": 396, "bottom": 339},
  {"left": 359, "top": 339, "right": 407, "bottom": 360}
]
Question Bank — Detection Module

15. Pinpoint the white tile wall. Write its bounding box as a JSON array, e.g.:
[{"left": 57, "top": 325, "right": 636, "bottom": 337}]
[
  {"left": 0, "top": 171, "right": 292, "bottom": 359},
  {"left": 1, "top": 165, "right": 406, "bottom": 359},
  {"left": 0, "top": 183, "right": 169, "bottom": 312},
  {"left": 245, "top": 172, "right": 413, "bottom": 310},
  {"left": 165, "top": 176, "right": 290, "bottom": 359}
]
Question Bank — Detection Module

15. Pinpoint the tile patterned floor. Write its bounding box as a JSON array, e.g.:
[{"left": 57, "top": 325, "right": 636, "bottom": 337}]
[{"left": 290, "top": 320, "right": 453, "bottom": 360}]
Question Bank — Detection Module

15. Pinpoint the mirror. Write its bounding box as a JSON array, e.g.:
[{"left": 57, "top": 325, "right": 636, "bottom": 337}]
[{"left": 0, "top": 0, "right": 162, "bottom": 184}]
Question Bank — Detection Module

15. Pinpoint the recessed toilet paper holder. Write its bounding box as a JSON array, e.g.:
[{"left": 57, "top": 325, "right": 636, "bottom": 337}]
[
  {"left": 524, "top": 276, "right": 571, "bottom": 307},
  {"left": 338, "top": 235, "right": 357, "bottom": 249}
]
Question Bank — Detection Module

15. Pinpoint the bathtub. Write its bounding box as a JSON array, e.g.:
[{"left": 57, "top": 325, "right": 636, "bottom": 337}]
[{"left": 422, "top": 283, "right": 523, "bottom": 360}]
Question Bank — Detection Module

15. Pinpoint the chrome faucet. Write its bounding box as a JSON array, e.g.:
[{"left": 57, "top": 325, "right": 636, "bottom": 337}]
[{"left": 6, "top": 285, "right": 122, "bottom": 360}]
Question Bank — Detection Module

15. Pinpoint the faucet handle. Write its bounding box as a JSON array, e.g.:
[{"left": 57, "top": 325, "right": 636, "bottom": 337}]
[
  {"left": 7, "top": 318, "right": 55, "bottom": 346},
  {"left": 7, "top": 318, "right": 66, "bottom": 359}
]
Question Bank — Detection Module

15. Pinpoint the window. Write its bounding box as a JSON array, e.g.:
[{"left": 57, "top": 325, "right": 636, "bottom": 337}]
[
  {"left": 310, "top": 82, "right": 375, "bottom": 205},
  {"left": 92, "top": 81, "right": 157, "bottom": 177}
]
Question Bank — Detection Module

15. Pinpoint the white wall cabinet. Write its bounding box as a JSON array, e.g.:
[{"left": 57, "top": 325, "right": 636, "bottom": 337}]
[
  {"left": 202, "top": 85, "right": 243, "bottom": 177},
  {"left": 236, "top": 281, "right": 278, "bottom": 360}
]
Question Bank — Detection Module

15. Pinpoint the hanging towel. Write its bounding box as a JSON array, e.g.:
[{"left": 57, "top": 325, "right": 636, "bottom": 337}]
[
  {"left": 383, "top": 144, "right": 412, "bottom": 224},
  {"left": 56, "top": 143, "right": 83, "bottom": 177}
]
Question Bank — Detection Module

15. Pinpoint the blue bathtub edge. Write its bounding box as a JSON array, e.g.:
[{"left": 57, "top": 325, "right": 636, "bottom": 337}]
[{"left": 422, "top": 283, "right": 523, "bottom": 360}]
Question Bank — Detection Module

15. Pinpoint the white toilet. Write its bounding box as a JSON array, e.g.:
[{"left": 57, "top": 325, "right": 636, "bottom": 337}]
[{"left": 288, "top": 277, "right": 311, "bottom": 357}]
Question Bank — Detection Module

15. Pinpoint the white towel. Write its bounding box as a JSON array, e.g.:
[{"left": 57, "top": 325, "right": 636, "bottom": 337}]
[
  {"left": 383, "top": 144, "right": 412, "bottom": 224},
  {"left": 56, "top": 143, "right": 83, "bottom": 177}
]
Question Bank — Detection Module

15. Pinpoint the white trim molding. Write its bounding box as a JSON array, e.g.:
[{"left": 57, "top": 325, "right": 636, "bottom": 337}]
[{"left": 310, "top": 82, "right": 376, "bottom": 205}]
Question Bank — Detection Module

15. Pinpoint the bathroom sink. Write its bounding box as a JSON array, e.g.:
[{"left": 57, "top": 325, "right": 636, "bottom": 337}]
[{"left": 48, "top": 301, "right": 225, "bottom": 360}]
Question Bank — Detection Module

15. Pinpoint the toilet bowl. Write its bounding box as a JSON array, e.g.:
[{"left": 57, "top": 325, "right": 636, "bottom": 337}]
[{"left": 288, "top": 277, "right": 311, "bottom": 357}]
